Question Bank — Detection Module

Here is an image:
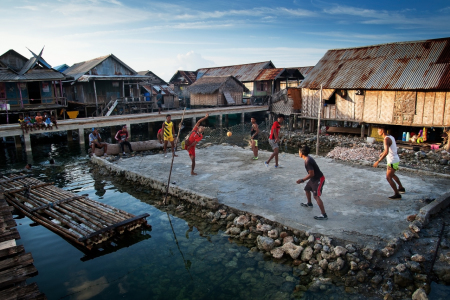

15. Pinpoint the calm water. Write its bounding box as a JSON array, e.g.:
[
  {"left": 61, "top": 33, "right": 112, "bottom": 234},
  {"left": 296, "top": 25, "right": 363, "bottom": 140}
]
[{"left": 0, "top": 131, "right": 447, "bottom": 300}]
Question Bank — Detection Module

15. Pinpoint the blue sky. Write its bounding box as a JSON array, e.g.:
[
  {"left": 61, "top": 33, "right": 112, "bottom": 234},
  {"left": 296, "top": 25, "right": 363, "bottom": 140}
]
[{"left": 1, "top": 0, "right": 450, "bottom": 81}]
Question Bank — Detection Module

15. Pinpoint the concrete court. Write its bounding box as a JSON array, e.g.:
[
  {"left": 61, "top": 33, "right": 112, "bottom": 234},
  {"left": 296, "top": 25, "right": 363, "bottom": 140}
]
[{"left": 109, "top": 145, "right": 450, "bottom": 246}]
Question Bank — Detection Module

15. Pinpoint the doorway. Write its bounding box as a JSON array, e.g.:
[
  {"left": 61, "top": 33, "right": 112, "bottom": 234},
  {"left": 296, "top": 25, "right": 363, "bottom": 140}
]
[{"left": 27, "top": 82, "right": 42, "bottom": 104}]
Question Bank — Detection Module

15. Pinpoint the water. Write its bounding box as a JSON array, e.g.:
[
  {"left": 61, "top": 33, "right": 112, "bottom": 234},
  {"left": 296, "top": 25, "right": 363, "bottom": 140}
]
[
  {"left": 1, "top": 135, "right": 448, "bottom": 300},
  {"left": 2, "top": 140, "right": 309, "bottom": 300}
]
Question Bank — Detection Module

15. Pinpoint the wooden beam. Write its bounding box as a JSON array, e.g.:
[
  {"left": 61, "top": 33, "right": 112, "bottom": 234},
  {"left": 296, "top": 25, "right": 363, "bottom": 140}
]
[
  {"left": 0, "top": 265, "right": 38, "bottom": 289},
  {"left": 0, "top": 282, "right": 46, "bottom": 300},
  {"left": 0, "top": 245, "right": 24, "bottom": 259},
  {"left": 0, "top": 253, "right": 34, "bottom": 272}
]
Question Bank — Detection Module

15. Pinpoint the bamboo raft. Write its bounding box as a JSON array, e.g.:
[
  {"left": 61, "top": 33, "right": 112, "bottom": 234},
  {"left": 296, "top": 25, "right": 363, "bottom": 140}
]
[{"left": 0, "top": 174, "right": 150, "bottom": 250}]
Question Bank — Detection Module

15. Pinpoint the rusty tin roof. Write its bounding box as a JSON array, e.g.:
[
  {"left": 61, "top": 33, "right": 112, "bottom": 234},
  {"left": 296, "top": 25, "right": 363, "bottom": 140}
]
[
  {"left": 300, "top": 37, "right": 450, "bottom": 90},
  {"left": 196, "top": 61, "right": 275, "bottom": 82},
  {"left": 296, "top": 66, "right": 315, "bottom": 77},
  {"left": 169, "top": 70, "right": 198, "bottom": 85}
]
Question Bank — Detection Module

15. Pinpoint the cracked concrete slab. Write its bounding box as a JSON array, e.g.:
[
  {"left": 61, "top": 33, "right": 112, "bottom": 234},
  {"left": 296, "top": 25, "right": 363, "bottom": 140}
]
[{"left": 96, "top": 145, "right": 450, "bottom": 246}]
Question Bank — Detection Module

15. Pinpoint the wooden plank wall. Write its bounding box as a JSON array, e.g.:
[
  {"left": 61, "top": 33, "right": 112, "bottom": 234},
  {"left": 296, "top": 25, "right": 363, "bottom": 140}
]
[
  {"left": 445, "top": 92, "right": 450, "bottom": 125},
  {"left": 301, "top": 88, "right": 449, "bottom": 127}
]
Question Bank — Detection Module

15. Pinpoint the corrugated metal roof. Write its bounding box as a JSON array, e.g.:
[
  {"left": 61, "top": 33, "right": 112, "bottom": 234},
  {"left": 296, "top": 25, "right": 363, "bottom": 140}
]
[
  {"left": 255, "top": 68, "right": 285, "bottom": 81},
  {"left": 77, "top": 75, "right": 149, "bottom": 82},
  {"left": 137, "top": 70, "right": 167, "bottom": 85},
  {"left": 188, "top": 75, "right": 249, "bottom": 94},
  {"left": 196, "top": 61, "right": 275, "bottom": 82},
  {"left": 296, "top": 66, "right": 314, "bottom": 77},
  {"left": 141, "top": 84, "right": 176, "bottom": 96},
  {"left": 300, "top": 37, "right": 450, "bottom": 90},
  {"left": 169, "top": 70, "right": 198, "bottom": 85},
  {"left": 0, "top": 68, "right": 65, "bottom": 81},
  {"left": 64, "top": 54, "right": 137, "bottom": 81}
]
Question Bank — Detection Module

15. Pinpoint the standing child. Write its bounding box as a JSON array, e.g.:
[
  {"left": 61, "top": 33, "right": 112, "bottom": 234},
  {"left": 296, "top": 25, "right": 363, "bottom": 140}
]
[{"left": 250, "top": 117, "right": 259, "bottom": 160}]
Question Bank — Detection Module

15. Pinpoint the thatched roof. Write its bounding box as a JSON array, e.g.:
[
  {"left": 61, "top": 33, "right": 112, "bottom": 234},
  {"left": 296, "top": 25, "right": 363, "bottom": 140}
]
[{"left": 188, "top": 75, "right": 249, "bottom": 94}]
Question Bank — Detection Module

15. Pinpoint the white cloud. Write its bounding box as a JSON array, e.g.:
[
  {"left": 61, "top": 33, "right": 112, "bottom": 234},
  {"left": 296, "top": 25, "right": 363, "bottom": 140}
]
[{"left": 174, "top": 51, "right": 215, "bottom": 71}]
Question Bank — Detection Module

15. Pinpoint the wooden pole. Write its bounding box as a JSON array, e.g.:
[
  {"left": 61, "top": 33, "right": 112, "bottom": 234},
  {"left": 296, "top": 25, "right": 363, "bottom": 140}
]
[
  {"left": 93, "top": 80, "right": 98, "bottom": 116},
  {"left": 316, "top": 84, "right": 322, "bottom": 156},
  {"left": 163, "top": 108, "right": 187, "bottom": 205}
]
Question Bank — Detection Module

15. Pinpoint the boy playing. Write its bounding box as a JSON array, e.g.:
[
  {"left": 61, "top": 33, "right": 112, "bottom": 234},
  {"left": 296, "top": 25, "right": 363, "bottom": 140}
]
[
  {"left": 373, "top": 126, "right": 405, "bottom": 199},
  {"left": 297, "top": 145, "right": 328, "bottom": 220},
  {"left": 186, "top": 114, "right": 209, "bottom": 175},
  {"left": 265, "top": 114, "right": 284, "bottom": 168}
]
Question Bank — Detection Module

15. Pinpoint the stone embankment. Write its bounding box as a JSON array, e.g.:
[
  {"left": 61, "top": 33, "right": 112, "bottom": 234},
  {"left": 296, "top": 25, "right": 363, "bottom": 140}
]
[
  {"left": 90, "top": 152, "right": 450, "bottom": 300},
  {"left": 284, "top": 133, "right": 450, "bottom": 175}
]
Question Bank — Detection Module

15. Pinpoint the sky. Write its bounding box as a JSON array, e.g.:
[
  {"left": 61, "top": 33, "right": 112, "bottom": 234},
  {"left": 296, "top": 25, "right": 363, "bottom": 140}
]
[{"left": 1, "top": 0, "right": 450, "bottom": 81}]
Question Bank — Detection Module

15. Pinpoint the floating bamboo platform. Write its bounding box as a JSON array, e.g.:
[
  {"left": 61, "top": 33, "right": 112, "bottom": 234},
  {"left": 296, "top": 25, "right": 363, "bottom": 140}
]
[
  {"left": 0, "top": 189, "right": 46, "bottom": 299},
  {"left": 0, "top": 174, "right": 150, "bottom": 250}
]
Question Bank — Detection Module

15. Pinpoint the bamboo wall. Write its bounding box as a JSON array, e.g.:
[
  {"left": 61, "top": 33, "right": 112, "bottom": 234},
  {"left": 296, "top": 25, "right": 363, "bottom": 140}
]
[
  {"left": 190, "top": 91, "right": 242, "bottom": 106},
  {"left": 301, "top": 88, "right": 450, "bottom": 127}
]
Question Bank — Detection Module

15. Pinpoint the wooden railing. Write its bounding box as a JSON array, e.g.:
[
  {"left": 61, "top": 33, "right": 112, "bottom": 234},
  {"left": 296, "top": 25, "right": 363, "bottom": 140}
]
[{"left": 0, "top": 97, "right": 67, "bottom": 109}]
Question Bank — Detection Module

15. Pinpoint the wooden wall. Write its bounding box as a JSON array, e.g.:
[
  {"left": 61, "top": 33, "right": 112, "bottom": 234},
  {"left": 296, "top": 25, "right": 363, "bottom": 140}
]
[
  {"left": 301, "top": 88, "right": 450, "bottom": 127},
  {"left": 191, "top": 91, "right": 242, "bottom": 106}
]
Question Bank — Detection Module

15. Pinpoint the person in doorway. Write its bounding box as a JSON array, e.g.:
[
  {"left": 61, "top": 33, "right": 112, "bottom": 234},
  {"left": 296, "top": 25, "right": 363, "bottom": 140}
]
[
  {"left": 156, "top": 90, "right": 163, "bottom": 114},
  {"left": 250, "top": 117, "right": 259, "bottom": 160},
  {"left": 186, "top": 114, "right": 209, "bottom": 175},
  {"left": 162, "top": 115, "right": 177, "bottom": 158},
  {"left": 89, "top": 128, "right": 108, "bottom": 156},
  {"left": 297, "top": 145, "right": 328, "bottom": 220},
  {"left": 373, "top": 126, "right": 405, "bottom": 199},
  {"left": 157, "top": 128, "right": 164, "bottom": 144},
  {"left": 35, "top": 112, "right": 44, "bottom": 130},
  {"left": 115, "top": 125, "right": 133, "bottom": 155},
  {"left": 265, "top": 114, "right": 284, "bottom": 168}
]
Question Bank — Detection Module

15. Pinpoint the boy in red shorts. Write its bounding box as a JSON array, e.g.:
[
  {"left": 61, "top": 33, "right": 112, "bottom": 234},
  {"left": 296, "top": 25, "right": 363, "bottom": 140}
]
[
  {"left": 297, "top": 145, "right": 328, "bottom": 220},
  {"left": 186, "top": 114, "right": 209, "bottom": 175}
]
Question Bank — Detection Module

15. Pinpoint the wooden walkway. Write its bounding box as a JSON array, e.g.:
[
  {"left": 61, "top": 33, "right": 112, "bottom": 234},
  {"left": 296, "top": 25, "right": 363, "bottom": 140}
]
[
  {"left": 0, "top": 105, "right": 269, "bottom": 152},
  {"left": 0, "top": 175, "right": 150, "bottom": 251},
  {"left": 0, "top": 189, "right": 45, "bottom": 299}
]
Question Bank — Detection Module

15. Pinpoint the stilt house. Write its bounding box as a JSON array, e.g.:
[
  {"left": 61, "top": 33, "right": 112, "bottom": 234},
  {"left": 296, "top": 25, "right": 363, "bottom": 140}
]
[
  {"left": 63, "top": 54, "right": 148, "bottom": 116},
  {"left": 0, "top": 48, "right": 66, "bottom": 123},
  {"left": 188, "top": 76, "right": 249, "bottom": 107},
  {"left": 169, "top": 70, "right": 197, "bottom": 101},
  {"left": 300, "top": 37, "right": 450, "bottom": 129},
  {"left": 196, "top": 61, "right": 275, "bottom": 101}
]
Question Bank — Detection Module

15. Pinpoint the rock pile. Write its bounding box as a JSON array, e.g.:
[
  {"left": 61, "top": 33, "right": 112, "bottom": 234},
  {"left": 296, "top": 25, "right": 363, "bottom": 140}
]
[
  {"left": 284, "top": 132, "right": 450, "bottom": 174},
  {"left": 327, "top": 146, "right": 379, "bottom": 162}
]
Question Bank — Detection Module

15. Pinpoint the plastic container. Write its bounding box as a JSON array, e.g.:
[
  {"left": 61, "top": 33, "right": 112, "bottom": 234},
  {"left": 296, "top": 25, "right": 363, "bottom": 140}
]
[
  {"left": 406, "top": 132, "right": 410, "bottom": 142},
  {"left": 402, "top": 132, "right": 406, "bottom": 141}
]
